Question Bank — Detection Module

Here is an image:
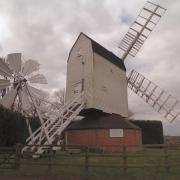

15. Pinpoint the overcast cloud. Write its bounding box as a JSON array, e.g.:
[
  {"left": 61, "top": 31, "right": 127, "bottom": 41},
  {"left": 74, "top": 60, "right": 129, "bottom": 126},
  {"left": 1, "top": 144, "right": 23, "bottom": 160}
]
[{"left": 0, "top": 0, "right": 180, "bottom": 135}]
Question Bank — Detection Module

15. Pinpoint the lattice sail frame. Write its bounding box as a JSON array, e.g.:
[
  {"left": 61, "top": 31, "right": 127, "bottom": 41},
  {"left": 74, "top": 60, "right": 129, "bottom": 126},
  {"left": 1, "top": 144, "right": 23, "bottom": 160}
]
[
  {"left": 119, "top": 1, "right": 166, "bottom": 60},
  {"left": 128, "top": 70, "right": 180, "bottom": 123}
]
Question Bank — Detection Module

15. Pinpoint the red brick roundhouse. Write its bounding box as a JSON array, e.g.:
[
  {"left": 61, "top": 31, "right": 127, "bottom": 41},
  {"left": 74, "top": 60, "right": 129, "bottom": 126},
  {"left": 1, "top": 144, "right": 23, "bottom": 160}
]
[{"left": 65, "top": 112, "right": 142, "bottom": 152}]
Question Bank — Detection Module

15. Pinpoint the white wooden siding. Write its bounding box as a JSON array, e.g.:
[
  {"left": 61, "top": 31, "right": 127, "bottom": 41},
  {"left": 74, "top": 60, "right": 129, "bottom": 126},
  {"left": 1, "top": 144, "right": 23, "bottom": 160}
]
[
  {"left": 93, "top": 53, "right": 128, "bottom": 117},
  {"left": 65, "top": 34, "right": 94, "bottom": 107}
]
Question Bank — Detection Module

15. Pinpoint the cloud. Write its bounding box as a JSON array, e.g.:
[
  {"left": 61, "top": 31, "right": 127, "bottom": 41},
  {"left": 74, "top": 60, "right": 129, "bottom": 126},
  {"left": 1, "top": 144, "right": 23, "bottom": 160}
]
[{"left": 119, "top": 9, "right": 133, "bottom": 25}]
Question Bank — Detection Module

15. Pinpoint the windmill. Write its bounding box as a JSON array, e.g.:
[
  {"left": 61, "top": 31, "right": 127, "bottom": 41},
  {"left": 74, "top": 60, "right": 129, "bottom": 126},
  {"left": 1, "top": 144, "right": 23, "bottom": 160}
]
[
  {"left": 0, "top": 53, "right": 51, "bottom": 142},
  {"left": 22, "top": 1, "right": 180, "bottom": 155}
]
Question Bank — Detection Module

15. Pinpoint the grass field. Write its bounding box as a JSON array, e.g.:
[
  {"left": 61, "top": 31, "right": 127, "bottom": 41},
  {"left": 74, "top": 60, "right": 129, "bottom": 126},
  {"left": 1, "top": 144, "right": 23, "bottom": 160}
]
[{"left": 0, "top": 147, "right": 180, "bottom": 180}]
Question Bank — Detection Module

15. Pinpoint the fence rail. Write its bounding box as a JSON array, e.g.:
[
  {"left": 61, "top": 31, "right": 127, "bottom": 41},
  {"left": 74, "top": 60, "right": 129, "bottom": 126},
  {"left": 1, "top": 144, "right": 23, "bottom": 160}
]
[{"left": 0, "top": 144, "right": 180, "bottom": 176}]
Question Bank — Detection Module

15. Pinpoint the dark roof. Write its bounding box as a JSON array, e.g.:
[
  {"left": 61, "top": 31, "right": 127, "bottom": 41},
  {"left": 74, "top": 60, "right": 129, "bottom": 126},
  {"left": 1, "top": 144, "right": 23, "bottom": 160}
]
[
  {"left": 91, "top": 39, "right": 126, "bottom": 71},
  {"left": 66, "top": 113, "right": 140, "bottom": 130},
  {"left": 130, "top": 120, "right": 164, "bottom": 125},
  {"left": 68, "top": 32, "right": 126, "bottom": 71}
]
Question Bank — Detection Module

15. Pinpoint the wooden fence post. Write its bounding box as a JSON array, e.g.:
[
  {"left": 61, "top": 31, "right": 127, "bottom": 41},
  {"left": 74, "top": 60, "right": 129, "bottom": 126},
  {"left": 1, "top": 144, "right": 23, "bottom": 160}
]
[
  {"left": 164, "top": 145, "right": 170, "bottom": 174},
  {"left": 85, "top": 146, "right": 89, "bottom": 171},
  {"left": 122, "top": 146, "right": 127, "bottom": 174},
  {"left": 15, "top": 144, "right": 21, "bottom": 170},
  {"left": 48, "top": 146, "right": 52, "bottom": 173}
]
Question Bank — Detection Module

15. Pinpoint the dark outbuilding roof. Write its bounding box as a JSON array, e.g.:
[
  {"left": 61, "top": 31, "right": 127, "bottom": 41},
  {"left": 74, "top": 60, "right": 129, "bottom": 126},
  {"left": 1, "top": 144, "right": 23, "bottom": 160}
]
[
  {"left": 68, "top": 32, "right": 126, "bottom": 71},
  {"left": 66, "top": 113, "right": 140, "bottom": 130}
]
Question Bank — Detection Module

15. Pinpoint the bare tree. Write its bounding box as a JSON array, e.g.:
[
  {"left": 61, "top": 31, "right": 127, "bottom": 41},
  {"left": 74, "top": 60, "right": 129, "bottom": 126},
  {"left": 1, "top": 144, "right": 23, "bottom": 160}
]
[{"left": 51, "top": 89, "right": 65, "bottom": 109}]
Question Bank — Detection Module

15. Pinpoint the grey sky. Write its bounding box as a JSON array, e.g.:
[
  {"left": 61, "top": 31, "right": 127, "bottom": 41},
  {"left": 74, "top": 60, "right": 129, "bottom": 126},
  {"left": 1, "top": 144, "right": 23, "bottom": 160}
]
[{"left": 0, "top": 0, "right": 180, "bottom": 135}]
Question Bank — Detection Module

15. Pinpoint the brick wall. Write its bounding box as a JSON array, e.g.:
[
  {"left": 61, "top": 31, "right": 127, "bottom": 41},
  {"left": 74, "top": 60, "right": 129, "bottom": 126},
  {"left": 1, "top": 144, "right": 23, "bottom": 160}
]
[{"left": 65, "top": 129, "right": 142, "bottom": 150}]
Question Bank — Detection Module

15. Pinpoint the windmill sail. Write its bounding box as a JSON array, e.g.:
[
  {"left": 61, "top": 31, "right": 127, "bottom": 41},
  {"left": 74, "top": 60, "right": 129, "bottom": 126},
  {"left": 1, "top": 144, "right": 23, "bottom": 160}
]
[
  {"left": 20, "top": 88, "right": 32, "bottom": 110},
  {"left": 119, "top": 1, "right": 166, "bottom": 61},
  {"left": 128, "top": 69, "right": 180, "bottom": 122},
  {"left": 0, "top": 79, "right": 11, "bottom": 90},
  {"left": 7, "top": 53, "right": 22, "bottom": 73},
  {"left": 22, "top": 59, "right": 40, "bottom": 76},
  {"left": 0, "top": 87, "right": 18, "bottom": 109},
  {"left": 27, "top": 85, "right": 48, "bottom": 99},
  {"left": 0, "top": 58, "right": 13, "bottom": 77},
  {"left": 28, "top": 74, "right": 47, "bottom": 84}
]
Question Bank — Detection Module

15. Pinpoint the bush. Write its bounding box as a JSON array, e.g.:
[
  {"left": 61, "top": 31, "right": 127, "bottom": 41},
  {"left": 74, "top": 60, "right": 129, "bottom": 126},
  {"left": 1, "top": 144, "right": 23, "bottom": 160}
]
[
  {"left": 130, "top": 120, "right": 164, "bottom": 144},
  {"left": 0, "top": 106, "right": 40, "bottom": 146}
]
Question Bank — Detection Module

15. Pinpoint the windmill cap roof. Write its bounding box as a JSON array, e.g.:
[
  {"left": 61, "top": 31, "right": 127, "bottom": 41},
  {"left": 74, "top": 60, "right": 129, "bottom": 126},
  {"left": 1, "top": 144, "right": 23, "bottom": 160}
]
[{"left": 66, "top": 113, "right": 140, "bottom": 130}]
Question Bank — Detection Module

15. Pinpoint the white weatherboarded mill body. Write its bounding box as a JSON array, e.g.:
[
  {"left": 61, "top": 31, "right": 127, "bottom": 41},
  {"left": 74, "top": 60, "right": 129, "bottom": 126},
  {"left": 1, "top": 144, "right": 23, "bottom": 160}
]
[{"left": 65, "top": 33, "right": 128, "bottom": 117}]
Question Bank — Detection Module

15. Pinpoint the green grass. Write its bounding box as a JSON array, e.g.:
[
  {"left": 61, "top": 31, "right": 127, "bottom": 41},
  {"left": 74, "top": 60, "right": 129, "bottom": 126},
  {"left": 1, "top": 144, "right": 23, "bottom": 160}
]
[{"left": 0, "top": 148, "right": 180, "bottom": 180}]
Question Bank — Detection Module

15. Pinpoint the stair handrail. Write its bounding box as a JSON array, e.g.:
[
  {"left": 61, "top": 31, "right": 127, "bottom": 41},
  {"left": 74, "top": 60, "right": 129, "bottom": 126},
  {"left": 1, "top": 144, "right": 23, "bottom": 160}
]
[{"left": 25, "top": 92, "right": 84, "bottom": 144}]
